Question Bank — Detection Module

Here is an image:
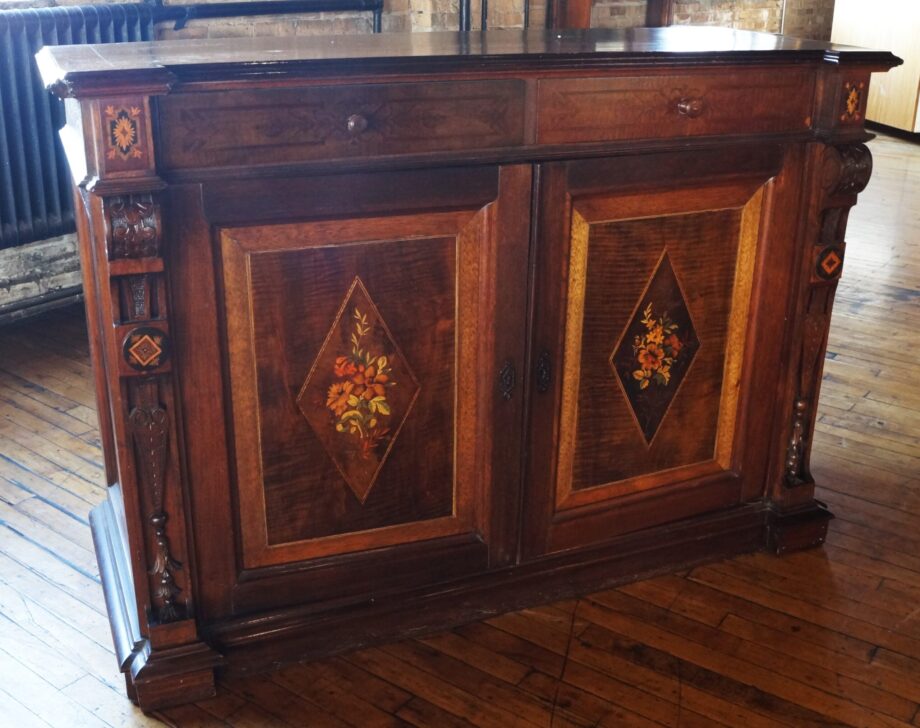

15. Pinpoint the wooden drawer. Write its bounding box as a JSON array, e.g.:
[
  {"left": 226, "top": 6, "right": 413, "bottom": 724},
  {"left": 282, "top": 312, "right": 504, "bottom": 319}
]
[
  {"left": 158, "top": 79, "right": 525, "bottom": 169},
  {"left": 536, "top": 68, "right": 815, "bottom": 144}
]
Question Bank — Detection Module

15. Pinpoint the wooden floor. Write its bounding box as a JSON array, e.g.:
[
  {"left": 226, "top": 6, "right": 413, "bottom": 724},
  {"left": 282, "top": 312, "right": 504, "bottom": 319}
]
[{"left": 0, "top": 132, "right": 918, "bottom": 727}]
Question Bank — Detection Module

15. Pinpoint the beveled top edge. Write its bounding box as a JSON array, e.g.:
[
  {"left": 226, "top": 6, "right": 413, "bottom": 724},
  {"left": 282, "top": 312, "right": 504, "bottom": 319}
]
[{"left": 38, "top": 27, "right": 902, "bottom": 99}]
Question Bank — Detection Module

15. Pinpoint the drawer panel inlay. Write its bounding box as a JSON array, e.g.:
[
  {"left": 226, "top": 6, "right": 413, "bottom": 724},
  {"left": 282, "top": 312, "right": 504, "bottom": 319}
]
[
  {"left": 536, "top": 69, "right": 814, "bottom": 144},
  {"left": 158, "top": 79, "right": 526, "bottom": 169}
]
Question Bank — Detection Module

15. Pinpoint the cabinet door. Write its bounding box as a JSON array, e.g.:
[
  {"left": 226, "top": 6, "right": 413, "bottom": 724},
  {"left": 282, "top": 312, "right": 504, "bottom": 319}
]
[
  {"left": 167, "top": 165, "right": 529, "bottom": 617},
  {"left": 523, "top": 146, "right": 804, "bottom": 557}
]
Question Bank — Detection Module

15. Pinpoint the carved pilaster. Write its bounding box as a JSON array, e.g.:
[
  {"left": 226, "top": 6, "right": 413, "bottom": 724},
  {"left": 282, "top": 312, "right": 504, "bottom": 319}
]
[
  {"left": 783, "top": 142, "right": 872, "bottom": 489},
  {"left": 99, "top": 182, "right": 191, "bottom": 627},
  {"left": 128, "top": 380, "right": 184, "bottom": 624},
  {"left": 74, "top": 87, "right": 219, "bottom": 709}
]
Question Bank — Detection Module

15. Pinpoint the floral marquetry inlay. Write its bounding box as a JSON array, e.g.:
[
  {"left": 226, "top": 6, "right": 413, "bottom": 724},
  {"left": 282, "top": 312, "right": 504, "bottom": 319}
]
[
  {"left": 840, "top": 81, "right": 865, "bottom": 123},
  {"left": 297, "top": 277, "right": 420, "bottom": 503},
  {"left": 610, "top": 252, "right": 700, "bottom": 444}
]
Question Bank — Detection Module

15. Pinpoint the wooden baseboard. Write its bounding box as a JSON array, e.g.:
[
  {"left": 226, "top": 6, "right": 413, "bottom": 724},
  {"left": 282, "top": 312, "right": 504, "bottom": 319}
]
[
  {"left": 866, "top": 121, "right": 920, "bottom": 143},
  {"left": 0, "top": 287, "right": 82, "bottom": 325}
]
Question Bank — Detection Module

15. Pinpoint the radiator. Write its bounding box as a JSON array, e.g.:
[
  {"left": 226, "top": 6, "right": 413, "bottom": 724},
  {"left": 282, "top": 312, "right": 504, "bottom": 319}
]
[{"left": 0, "top": 5, "right": 155, "bottom": 250}]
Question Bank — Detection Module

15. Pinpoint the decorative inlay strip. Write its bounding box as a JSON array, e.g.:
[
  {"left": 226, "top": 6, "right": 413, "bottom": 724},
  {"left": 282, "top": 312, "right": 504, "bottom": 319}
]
[{"left": 498, "top": 360, "right": 516, "bottom": 401}]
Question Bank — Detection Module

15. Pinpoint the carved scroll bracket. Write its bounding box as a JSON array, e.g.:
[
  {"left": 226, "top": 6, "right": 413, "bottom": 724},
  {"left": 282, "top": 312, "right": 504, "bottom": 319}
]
[
  {"left": 821, "top": 143, "right": 873, "bottom": 198},
  {"left": 106, "top": 194, "right": 161, "bottom": 259}
]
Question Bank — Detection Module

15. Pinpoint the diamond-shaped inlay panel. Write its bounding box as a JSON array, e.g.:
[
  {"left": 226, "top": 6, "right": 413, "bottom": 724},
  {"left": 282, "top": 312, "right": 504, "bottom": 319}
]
[
  {"left": 296, "top": 277, "right": 420, "bottom": 503},
  {"left": 123, "top": 326, "right": 169, "bottom": 371},
  {"left": 609, "top": 252, "right": 700, "bottom": 445},
  {"left": 816, "top": 245, "right": 844, "bottom": 280}
]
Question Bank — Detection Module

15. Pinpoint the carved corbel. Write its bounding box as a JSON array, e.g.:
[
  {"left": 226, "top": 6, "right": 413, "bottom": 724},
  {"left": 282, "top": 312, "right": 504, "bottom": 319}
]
[{"left": 107, "top": 194, "right": 161, "bottom": 259}]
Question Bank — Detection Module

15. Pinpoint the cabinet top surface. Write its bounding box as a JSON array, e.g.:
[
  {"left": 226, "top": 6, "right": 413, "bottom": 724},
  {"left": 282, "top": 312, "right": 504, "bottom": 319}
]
[{"left": 38, "top": 27, "right": 900, "bottom": 98}]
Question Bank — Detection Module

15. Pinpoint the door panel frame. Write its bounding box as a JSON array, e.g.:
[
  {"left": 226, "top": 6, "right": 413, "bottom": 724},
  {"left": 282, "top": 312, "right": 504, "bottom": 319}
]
[
  {"left": 522, "top": 145, "right": 799, "bottom": 558},
  {"left": 168, "top": 164, "right": 531, "bottom": 617}
]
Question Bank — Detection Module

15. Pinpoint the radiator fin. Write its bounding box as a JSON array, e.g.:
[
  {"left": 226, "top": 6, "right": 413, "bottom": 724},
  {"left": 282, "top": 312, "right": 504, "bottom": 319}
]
[{"left": 0, "top": 5, "right": 155, "bottom": 250}]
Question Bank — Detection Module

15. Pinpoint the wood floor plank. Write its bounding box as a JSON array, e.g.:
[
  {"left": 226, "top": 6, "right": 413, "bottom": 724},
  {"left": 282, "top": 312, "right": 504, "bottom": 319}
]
[
  {"left": 0, "top": 688, "right": 55, "bottom": 728},
  {"left": 61, "top": 674, "right": 165, "bottom": 728},
  {"left": 583, "top": 593, "right": 913, "bottom": 728},
  {"left": 0, "top": 646, "right": 112, "bottom": 728}
]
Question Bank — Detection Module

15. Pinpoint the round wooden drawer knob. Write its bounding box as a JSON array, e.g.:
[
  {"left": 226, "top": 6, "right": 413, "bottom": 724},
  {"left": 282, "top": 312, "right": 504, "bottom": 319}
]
[
  {"left": 346, "top": 113, "right": 369, "bottom": 135},
  {"left": 676, "top": 97, "right": 705, "bottom": 118}
]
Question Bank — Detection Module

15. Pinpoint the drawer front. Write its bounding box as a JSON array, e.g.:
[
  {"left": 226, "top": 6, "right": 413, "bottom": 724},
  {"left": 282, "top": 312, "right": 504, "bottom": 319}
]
[
  {"left": 158, "top": 80, "right": 525, "bottom": 169},
  {"left": 537, "top": 69, "right": 814, "bottom": 144}
]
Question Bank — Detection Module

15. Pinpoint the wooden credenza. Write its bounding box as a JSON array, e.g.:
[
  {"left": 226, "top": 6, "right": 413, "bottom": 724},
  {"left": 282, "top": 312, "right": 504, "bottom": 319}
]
[{"left": 37, "top": 28, "right": 899, "bottom": 710}]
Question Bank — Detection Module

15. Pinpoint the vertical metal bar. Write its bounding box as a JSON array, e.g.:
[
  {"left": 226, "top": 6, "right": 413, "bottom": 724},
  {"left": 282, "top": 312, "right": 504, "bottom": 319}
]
[
  {"left": 373, "top": 6, "right": 382, "bottom": 32},
  {"left": 460, "top": 0, "right": 471, "bottom": 31},
  {"left": 524, "top": 0, "right": 530, "bottom": 29},
  {"left": 481, "top": 0, "right": 488, "bottom": 30}
]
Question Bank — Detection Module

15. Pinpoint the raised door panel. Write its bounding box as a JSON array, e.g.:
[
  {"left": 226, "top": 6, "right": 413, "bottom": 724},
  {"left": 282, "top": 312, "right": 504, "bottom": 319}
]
[
  {"left": 168, "top": 165, "right": 529, "bottom": 616},
  {"left": 523, "top": 146, "right": 804, "bottom": 557}
]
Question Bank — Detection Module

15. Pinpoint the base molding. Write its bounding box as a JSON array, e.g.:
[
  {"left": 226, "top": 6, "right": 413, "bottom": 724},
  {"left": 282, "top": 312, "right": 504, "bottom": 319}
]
[
  {"left": 91, "top": 495, "right": 222, "bottom": 711},
  {"left": 210, "top": 501, "right": 775, "bottom": 676},
  {"left": 93, "top": 493, "right": 832, "bottom": 709}
]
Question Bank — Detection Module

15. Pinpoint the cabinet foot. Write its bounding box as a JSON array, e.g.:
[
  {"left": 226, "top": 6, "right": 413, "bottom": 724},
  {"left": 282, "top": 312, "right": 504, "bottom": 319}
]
[
  {"left": 131, "top": 666, "right": 217, "bottom": 711},
  {"left": 768, "top": 501, "right": 833, "bottom": 555},
  {"left": 91, "top": 492, "right": 221, "bottom": 712}
]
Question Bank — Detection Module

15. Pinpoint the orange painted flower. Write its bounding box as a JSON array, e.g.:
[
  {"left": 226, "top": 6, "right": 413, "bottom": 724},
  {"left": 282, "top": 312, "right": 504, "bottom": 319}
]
[
  {"left": 334, "top": 356, "right": 357, "bottom": 378},
  {"left": 352, "top": 364, "right": 388, "bottom": 400},
  {"left": 630, "top": 302, "right": 684, "bottom": 390},
  {"left": 326, "top": 380, "right": 354, "bottom": 416},
  {"left": 646, "top": 325, "right": 665, "bottom": 345},
  {"left": 638, "top": 344, "right": 664, "bottom": 371},
  {"left": 327, "top": 308, "right": 397, "bottom": 459}
]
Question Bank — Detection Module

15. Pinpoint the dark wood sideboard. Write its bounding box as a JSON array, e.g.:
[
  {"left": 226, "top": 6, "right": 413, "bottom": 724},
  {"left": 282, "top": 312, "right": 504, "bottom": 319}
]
[{"left": 37, "top": 28, "right": 900, "bottom": 710}]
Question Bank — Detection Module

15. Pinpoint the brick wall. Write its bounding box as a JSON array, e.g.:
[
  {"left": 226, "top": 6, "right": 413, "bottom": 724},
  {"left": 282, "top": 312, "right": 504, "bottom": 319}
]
[
  {"left": 155, "top": 0, "right": 543, "bottom": 38},
  {"left": 783, "top": 0, "right": 835, "bottom": 40},
  {"left": 156, "top": 0, "right": 834, "bottom": 41},
  {"left": 592, "top": 0, "right": 834, "bottom": 39}
]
